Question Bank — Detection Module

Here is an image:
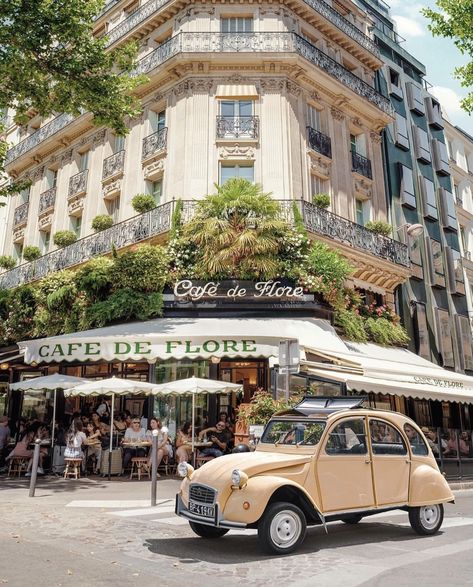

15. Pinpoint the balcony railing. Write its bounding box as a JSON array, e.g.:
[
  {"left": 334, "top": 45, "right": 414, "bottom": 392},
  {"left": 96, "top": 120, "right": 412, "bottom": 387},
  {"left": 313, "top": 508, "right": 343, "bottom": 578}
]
[
  {"left": 68, "top": 170, "right": 88, "bottom": 198},
  {"left": 0, "top": 198, "right": 410, "bottom": 289},
  {"left": 142, "top": 127, "right": 168, "bottom": 160},
  {"left": 39, "top": 187, "right": 56, "bottom": 214},
  {"left": 103, "top": 150, "right": 125, "bottom": 180},
  {"left": 307, "top": 126, "right": 332, "bottom": 158},
  {"left": 105, "top": 0, "right": 379, "bottom": 57},
  {"left": 6, "top": 32, "right": 391, "bottom": 167},
  {"left": 300, "top": 201, "right": 410, "bottom": 267},
  {"left": 216, "top": 116, "right": 259, "bottom": 140},
  {"left": 13, "top": 202, "right": 29, "bottom": 227},
  {"left": 351, "top": 151, "right": 372, "bottom": 179}
]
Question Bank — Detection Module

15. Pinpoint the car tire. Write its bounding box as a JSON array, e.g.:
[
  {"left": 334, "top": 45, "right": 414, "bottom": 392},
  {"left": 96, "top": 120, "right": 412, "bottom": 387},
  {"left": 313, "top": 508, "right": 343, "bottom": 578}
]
[
  {"left": 189, "top": 521, "right": 229, "bottom": 539},
  {"left": 342, "top": 514, "right": 363, "bottom": 525},
  {"left": 258, "top": 502, "right": 307, "bottom": 555},
  {"left": 408, "top": 503, "right": 444, "bottom": 535}
]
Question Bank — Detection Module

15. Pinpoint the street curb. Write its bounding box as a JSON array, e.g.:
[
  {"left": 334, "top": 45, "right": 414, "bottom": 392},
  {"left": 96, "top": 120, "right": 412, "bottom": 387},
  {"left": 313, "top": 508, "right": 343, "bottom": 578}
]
[{"left": 450, "top": 482, "right": 473, "bottom": 491}]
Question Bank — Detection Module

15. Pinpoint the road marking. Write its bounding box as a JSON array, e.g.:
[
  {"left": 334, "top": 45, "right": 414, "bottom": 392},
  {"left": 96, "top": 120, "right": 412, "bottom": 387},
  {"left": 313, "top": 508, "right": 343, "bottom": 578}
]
[
  {"left": 109, "top": 505, "right": 176, "bottom": 517},
  {"left": 153, "top": 516, "right": 189, "bottom": 526},
  {"left": 66, "top": 499, "right": 172, "bottom": 509}
]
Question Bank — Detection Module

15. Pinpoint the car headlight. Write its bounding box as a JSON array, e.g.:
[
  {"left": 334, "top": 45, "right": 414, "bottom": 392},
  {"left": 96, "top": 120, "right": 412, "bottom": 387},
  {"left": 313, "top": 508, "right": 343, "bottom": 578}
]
[
  {"left": 231, "top": 469, "right": 248, "bottom": 488},
  {"left": 178, "top": 461, "right": 194, "bottom": 478}
]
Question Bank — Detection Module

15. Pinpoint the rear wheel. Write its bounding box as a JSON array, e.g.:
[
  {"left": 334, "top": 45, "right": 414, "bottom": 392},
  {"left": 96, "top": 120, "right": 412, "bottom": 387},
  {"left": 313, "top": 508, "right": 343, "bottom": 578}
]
[
  {"left": 408, "top": 504, "right": 444, "bottom": 535},
  {"left": 342, "top": 514, "right": 363, "bottom": 525},
  {"left": 189, "top": 521, "right": 229, "bottom": 538},
  {"left": 258, "top": 502, "right": 307, "bottom": 555}
]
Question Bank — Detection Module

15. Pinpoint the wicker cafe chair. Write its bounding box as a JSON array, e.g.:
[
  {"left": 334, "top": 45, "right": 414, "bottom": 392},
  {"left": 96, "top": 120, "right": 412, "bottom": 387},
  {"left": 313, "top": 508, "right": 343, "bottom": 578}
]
[
  {"left": 8, "top": 456, "right": 29, "bottom": 478},
  {"left": 195, "top": 452, "right": 214, "bottom": 469},
  {"left": 130, "top": 457, "right": 150, "bottom": 480}
]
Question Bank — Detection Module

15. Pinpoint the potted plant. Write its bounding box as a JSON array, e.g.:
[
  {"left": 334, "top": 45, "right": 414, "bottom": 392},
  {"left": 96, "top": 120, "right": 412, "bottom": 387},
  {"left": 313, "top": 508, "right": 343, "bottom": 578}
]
[
  {"left": 131, "top": 193, "right": 157, "bottom": 214},
  {"left": 91, "top": 214, "right": 114, "bottom": 232},
  {"left": 312, "top": 193, "right": 331, "bottom": 209},
  {"left": 0, "top": 255, "right": 16, "bottom": 270},
  {"left": 53, "top": 230, "right": 77, "bottom": 247},
  {"left": 23, "top": 245, "right": 41, "bottom": 262},
  {"left": 364, "top": 220, "right": 392, "bottom": 237}
]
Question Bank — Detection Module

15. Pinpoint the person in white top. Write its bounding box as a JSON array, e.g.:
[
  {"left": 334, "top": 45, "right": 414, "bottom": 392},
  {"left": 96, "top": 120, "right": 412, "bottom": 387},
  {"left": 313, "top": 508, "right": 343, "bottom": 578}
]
[
  {"left": 147, "top": 418, "right": 172, "bottom": 475},
  {"left": 122, "top": 418, "right": 149, "bottom": 470},
  {"left": 64, "top": 420, "right": 87, "bottom": 468}
]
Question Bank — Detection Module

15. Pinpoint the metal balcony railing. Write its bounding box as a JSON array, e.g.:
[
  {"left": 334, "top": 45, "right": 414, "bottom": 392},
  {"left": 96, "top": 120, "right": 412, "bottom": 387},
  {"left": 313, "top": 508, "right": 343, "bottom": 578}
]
[
  {"left": 351, "top": 150, "right": 372, "bottom": 179},
  {"left": 307, "top": 126, "right": 332, "bottom": 158},
  {"left": 38, "top": 187, "right": 56, "bottom": 213},
  {"left": 142, "top": 127, "right": 168, "bottom": 160},
  {"left": 102, "top": 150, "right": 125, "bottom": 180},
  {"left": 68, "top": 170, "right": 88, "bottom": 198},
  {"left": 216, "top": 116, "right": 259, "bottom": 140},
  {"left": 13, "top": 202, "right": 29, "bottom": 227}
]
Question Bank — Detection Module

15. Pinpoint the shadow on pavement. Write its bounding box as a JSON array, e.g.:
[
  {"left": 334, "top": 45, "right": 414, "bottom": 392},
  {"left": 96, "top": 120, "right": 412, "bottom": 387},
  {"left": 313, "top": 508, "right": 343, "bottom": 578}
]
[{"left": 144, "top": 520, "right": 441, "bottom": 564}]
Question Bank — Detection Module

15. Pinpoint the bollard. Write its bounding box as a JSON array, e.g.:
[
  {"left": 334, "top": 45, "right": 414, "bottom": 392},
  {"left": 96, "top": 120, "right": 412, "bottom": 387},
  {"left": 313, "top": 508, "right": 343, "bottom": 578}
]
[
  {"left": 151, "top": 429, "right": 159, "bottom": 507},
  {"left": 28, "top": 439, "right": 41, "bottom": 498}
]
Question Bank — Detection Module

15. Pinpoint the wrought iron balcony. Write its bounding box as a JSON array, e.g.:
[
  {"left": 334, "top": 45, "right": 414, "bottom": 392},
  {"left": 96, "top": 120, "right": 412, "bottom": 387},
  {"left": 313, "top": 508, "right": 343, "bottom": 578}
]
[
  {"left": 13, "top": 202, "right": 29, "bottom": 227},
  {"left": 307, "top": 126, "right": 332, "bottom": 158},
  {"left": 105, "top": 0, "right": 379, "bottom": 57},
  {"left": 103, "top": 150, "right": 125, "bottom": 181},
  {"left": 142, "top": 127, "right": 168, "bottom": 160},
  {"left": 68, "top": 170, "right": 88, "bottom": 198},
  {"left": 351, "top": 151, "right": 372, "bottom": 179},
  {"left": 300, "top": 201, "right": 410, "bottom": 267},
  {"left": 216, "top": 116, "right": 259, "bottom": 140},
  {"left": 39, "top": 187, "right": 56, "bottom": 214}
]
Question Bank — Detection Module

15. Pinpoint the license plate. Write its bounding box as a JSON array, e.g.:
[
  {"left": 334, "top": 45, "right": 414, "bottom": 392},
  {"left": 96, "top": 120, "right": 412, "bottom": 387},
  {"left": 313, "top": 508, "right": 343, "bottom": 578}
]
[{"left": 189, "top": 500, "right": 215, "bottom": 518}]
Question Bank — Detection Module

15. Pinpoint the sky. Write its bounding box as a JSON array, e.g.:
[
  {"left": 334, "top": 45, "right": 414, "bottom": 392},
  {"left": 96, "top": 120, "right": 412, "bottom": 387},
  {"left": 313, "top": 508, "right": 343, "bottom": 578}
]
[{"left": 387, "top": 0, "right": 473, "bottom": 135}]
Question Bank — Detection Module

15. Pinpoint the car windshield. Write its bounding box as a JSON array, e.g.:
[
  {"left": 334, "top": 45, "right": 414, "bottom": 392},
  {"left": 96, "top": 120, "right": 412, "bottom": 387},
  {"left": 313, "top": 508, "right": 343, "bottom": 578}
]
[{"left": 261, "top": 420, "right": 326, "bottom": 446}]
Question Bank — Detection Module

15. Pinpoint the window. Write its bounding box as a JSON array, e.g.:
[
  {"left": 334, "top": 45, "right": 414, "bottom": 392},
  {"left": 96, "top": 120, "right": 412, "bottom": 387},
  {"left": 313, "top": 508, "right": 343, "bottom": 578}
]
[
  {"left": 439, "top": 188, "right": 457, "bottom": 231},
  {"left": 432, "top": 139, "right": 450, "bottom": 176},
  {"left": 19, "top": 186, "right": 30, "bottom": 204},
  {"left": 447, "top": 139, "right": 454, "bottom": 161},
  {"left": 355, "top": 199, "right": 366, "bottom": 225},
  {"left": 149, "top": 110, "right": 166, "bottom": 133},
  {"left": 220, "top": 100, "right": 253, "bottom": 118},
  {"left": 106, "top": 197, "right": 120, "bottom": 223},
  {"left": 413, "top": 302, "right": 430, "bottom": 360},
  {"left": 445, "top": 247, "right": 465, "bottom": 295},
  {"left": 413, "top": 127, "right": 431, "bottom": 163},
  {"left": 456, "top": 314, "right": 473, "bottom": 371},
  {"left": 369, "top": 420, "right": 406, "bottom": 455},
  {"left": 46, "top": 169, "right": 58, "bottom": 189},
  {"left": 41, "top": 231, "right": 50, "bottom": 255},
  {"left": 426, "top": 97, "right": 444, "bottom": 129},
  {"left": 71, "top": 215, "right": 82, "bottom": 238},
  {"left": 399, "top": 164, "right": 416, "bottom": 208},
  {"left": 435, "top": 308, "right": 455, "bottom": 367},
  {"left": 453, "top": 182, "right": 462, "bottom": 206},
  {"left": 311, "top": 175, "right": 328, "bottom": 199},
  {"left": 220, "top": 17, "right": 253, "bottom": 32},
  {"left": 420, "top": 176, "right": 438, "bottom": 220},
  {"left": 79, "top": 151, "right": 89, "bottom": 172},
  {"left": 307, "top": 104, "right": 321, "bottom": 131},
  {"left": 220, "top": 163, "right": 254, "bottom": 184},
  {"left": 394, "top": 113, "right": 409, "bottom": 150},
  {"left": 406, "top": 82, "right": 425, "bottom": 115},
  {"left": 426, "top": 237, "right": 446, "bottom": 288},
  {"left": 260, "top": 420, "right": 325, "bottom": 445},
  {"left": 219, "top": 100, "right": 254, "bottom": 138},
  {"left": 324, "top": 418, "right": 367, "bottom": 455},
  {"left": 388, "top": 68, "right": 403, "bottom": 100},
  {"left": 146, "top": 178, "right": 162, "bottom": 204},
  {"left": 350, "top": 133, "right": 366, "bottom": 156},
  {"left": 13, "top": 243, "right": 23, "bottom": 261},
  {"left": 113, "top": 134, "right": 125, "bottom": 153},
  {"left": 403, "top": 423, "right": 429, "bottom": 456}
]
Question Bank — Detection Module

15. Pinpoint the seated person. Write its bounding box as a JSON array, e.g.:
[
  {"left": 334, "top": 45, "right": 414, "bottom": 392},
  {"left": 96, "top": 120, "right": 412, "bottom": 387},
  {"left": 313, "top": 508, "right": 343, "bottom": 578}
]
[
  {"left": 91, "top": 412, "right": 110, "bottom": 435},
  {"left": 84, "top": 422, "right": 102, "bottom": 474},
  {"left": 176, "top": 422, "right": 193, "bottom": 463},
  {"left": 146, "top": 418, "right": 171, "bottom": 475},
  {"left": 122, "top": 418, "right": 149, "bottom": 470},
  {"left": 7, "top": 428, "right": 46, "bottom": 475},
  {"left": 64, "top": 420, "right": 87, "bottom": 470},
  {"left": 198, "top": 421, "right": 230, "bottom": 458}
]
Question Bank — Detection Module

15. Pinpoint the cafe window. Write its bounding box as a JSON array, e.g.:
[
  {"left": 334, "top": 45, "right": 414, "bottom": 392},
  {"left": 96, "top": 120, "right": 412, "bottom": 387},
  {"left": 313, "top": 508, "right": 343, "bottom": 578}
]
[
  {"left": 394, "top": 113, "right": 409, "bottom": 150},
  {"left": 456, "top": 314, "right": 473, "bottom": 371},
  {"left": 439, "top": 187, "right": 457, "bottom": 231},
  {"left": 435, "top": 308, "right": 455, "bottom": 368},
  {"left": 426, "top": 237, "right": 446, "bottom": 288},
  {"left": 369, "top": 419, "right": 406, "bottom": 455},
  {"left": 414, "top": 127, "right": 431, "bottom": 163},
  {"left": 399, "top": 164, "right": 416, "bottom": 208},
  {"left": 324, "top": 418, "right": 367, "bottom": 455},
  {"left": 413, "top": 302, "right": 431, "bottom": 360},
  {"left": 403, "top": 423, "right": 429, "bottom": 455}
]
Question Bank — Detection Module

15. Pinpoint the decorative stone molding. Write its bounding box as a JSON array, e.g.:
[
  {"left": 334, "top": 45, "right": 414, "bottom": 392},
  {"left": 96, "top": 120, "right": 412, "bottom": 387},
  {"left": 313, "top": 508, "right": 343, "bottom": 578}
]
[
  {"left": 93, "top": 129, "right": 107, "bottom": 145},
  {"left": 33, "top": 166, "right": 44, "bottom": 180},
  {"left": 286, "top": 81, "right": 302, "bottom": 97},
  {"left": 102, "top": 179, "right": 122, "bottom": 200},
  {"left": 370, "top": 130, "right": 382, "bottom": 143},
  {"left": 61, "top": 149, "right": 73, "bottom": 164},
  {"left": 68, "top": 194, "right": 85, "bottom": 216},
  {"left": 351, "top": 117, "right": 363, "bottom": 128},
  {"left": 353, "top": 176, "right": 374, "bottom": 199},
  {"left": 219, "top": 144, "right": 255, "bottom": 160},
  {"left": 188, "top": 79, "right": 214, "bottom": 93},
  {"left": 173, "top": 81, "right": 191, "bottom": 98},
  {"left": 38, "top": 212, "right": 53, "bottom": 230},
  {"left": 143, "top": 158, "right": 165, "bottom": 180},
  {"left": 309, "top": 155, "right": 331, "bottom": 180},
  {"left": 331, "top": 107, "right": 345, "bottom": 121},
  {"left": 260, "top": 78, "right": 285, "bottom": 92},
  {"left": 13, "top": 226, "right": 26, "bottom": 243}
]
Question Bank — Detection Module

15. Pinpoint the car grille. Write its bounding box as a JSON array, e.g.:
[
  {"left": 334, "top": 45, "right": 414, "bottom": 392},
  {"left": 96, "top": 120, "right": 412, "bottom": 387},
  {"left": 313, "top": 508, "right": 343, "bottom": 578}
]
[{"left": 189, "top": 484, "right": 216, "bottom": 504}]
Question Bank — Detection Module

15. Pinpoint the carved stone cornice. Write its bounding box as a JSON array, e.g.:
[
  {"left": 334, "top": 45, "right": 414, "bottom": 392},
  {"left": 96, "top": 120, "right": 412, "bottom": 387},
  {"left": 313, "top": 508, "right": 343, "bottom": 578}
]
[
  {"left": 370, "top": 130, "right": 382, "bottom": 143},
  {"left": 219, "top": 144, "right": 255, "bottom": 160},
  {"left": 260, "top": 78, "right": 285, "bottom": 92},
  {"left": 143, "top": 158, "right": 165, "bottom": 180},
  {"left": 102, "top": 179, "right": 121, "bottom": 200},
  {"left": 331, "top": 107, "right": 345, "bottom": 121},
  {"left": 286, "top": 80, "right": 302, "bottom": 97},
  {"left": 309, "top": 155, "right": 331, "bottom": 180}
]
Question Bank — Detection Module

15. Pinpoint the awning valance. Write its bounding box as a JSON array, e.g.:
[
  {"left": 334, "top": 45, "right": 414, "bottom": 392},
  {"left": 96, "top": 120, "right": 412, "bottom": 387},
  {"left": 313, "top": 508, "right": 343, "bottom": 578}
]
[{"left": 18, "top": 317, "right": 347, "bottom": 364}]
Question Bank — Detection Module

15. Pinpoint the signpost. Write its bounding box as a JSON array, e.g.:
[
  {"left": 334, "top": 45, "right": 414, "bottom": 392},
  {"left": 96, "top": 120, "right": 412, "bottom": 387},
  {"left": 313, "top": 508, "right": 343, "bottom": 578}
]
[{"left": 279, "top": 339, "right": 300, "bottom": 401}]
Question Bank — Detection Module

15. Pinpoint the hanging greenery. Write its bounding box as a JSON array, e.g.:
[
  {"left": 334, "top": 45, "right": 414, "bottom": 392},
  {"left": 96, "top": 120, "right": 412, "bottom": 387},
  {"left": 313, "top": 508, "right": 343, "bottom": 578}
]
[{"left": 111, "top": 244, "right": 169, "bottom": 292}]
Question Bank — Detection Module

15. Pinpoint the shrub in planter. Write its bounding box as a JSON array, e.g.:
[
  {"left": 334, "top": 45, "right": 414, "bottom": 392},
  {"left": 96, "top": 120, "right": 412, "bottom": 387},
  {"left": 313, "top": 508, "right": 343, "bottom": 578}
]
[
  {"left": 312, "top": 193, "right": 331, "bottom": 209},
  {"left": 23, "top": 245, "right": 41, "bottom": 262},
  {"left": 334, "top": 309, "right": 368, "bottom": 343},
  {"left": 131, "top": 193, "right": 157, "bottom": 214},
  {"left": 0, "top": 255, "right": 16, "bottom": 270},
  {"left": 365, "top": 220, "right": 392, "bottom": 237},
  {"left": 53, "top": 230, "right": 77, "bottom": 247},
  {"left": 91, "top": 214, "right": 114, "bottom": 232},
  {"left": 111, "top": 244, "right": 169, "bottom": 292},
  {"left": 365, "top": 317, "right": 409, "bottom": 346}
]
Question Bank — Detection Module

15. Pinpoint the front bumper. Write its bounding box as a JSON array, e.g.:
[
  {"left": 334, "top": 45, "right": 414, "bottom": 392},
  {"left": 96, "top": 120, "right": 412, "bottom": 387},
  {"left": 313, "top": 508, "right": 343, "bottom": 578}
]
[{"left": 175, "top": 493, "right": 246, "bottom": 529}]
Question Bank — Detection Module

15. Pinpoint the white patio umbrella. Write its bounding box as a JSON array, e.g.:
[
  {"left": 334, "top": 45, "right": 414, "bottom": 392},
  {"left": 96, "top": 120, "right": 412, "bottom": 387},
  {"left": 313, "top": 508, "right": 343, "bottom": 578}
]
[
  {"left": 151, "top": 376, "right": 243, "bottom": 453},
  {"left": 65, "top": 377, "right": 160, "bottom": 479},
  {"left": 9, "top": 373, "right": 88, "bottom": 448}
]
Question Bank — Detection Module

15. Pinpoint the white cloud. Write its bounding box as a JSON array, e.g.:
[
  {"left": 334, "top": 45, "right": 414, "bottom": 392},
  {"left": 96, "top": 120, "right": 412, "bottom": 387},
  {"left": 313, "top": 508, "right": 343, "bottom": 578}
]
[
  {"left": 430, "top": 86, "right": 463, "bottom": 115},
  {"left": 392, "top": 15, "right": 426, "bottom": 37}
]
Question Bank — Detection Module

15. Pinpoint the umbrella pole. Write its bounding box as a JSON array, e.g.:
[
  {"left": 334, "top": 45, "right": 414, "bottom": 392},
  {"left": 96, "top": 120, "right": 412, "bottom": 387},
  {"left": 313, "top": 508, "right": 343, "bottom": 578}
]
[
  {"left": 108, "top": 393, "right": 115, "bottom": 481},
  {"left": 51, "top": 389, "right": 57, "bottom": 450}
]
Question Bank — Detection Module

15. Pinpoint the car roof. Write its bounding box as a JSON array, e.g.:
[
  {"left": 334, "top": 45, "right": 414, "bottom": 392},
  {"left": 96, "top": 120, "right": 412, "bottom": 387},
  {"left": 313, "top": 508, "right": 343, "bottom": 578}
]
[{"left": 275, "top": 396, "right": 367, "bottom": 418}]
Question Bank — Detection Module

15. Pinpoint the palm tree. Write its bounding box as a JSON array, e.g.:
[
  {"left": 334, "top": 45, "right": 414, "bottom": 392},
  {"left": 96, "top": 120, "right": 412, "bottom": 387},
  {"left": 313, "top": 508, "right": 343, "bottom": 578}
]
[{"left": 185, "top": 178, "right": 288, "bottom": 278}]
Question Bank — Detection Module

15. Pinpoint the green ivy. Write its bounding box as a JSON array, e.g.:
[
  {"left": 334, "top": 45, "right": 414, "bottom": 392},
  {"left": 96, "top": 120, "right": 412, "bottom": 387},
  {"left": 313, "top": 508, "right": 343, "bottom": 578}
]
[
  {"left": 111, "top": 245, "right": 169, "bottom": 292},
  {"left": 365, "top": 317, "right": 409, "bottom": 346},
  {"left": 75, "top": 257, "right": 114, "bottom": 302},
  {"left": 334, "top": 309, "right": 368, "bottom": 343},
  {"left": 84, "top": 289, "right": 163, "bottom": 328}
]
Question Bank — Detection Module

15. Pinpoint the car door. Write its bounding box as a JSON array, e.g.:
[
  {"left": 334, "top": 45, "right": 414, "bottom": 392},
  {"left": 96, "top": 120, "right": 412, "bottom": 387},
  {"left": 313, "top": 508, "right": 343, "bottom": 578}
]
[
  {"left": 369, "top": 418, "right": 410, "bottom": 506},
  {"left": 316, "top": 417, "right": 375, "bottom": 513}
]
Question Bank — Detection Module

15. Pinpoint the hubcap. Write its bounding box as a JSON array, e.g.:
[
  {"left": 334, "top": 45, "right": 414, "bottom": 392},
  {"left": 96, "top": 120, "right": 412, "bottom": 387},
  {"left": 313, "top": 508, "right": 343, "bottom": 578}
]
[
  {"left": 269, "top": 510, "right": 302, "bottom": 549},
  {"left": 419, "top": 505, "right": 441, "bottom": 530}
]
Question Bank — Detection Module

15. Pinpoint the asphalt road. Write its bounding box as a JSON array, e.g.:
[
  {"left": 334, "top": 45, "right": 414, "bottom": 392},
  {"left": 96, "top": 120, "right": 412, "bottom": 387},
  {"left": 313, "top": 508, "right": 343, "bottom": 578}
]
[{"left": 1, "top": 478, "right": 473, "bottom": 586}]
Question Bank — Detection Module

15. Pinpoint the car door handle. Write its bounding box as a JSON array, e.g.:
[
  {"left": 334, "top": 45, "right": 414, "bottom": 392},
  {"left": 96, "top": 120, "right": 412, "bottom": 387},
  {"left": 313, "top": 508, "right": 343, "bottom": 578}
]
[
  {"left": 405, "top": 459, "right": 411, "bottom": 464},
  {"left": 365, "top": 459, "right": 371, "bottom": 464}
]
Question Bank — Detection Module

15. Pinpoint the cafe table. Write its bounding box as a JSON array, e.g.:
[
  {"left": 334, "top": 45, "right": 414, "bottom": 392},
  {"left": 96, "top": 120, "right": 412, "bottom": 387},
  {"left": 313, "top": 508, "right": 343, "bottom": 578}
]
[{"left": 191, "top": 440, "right": 212, "bottom": 468}]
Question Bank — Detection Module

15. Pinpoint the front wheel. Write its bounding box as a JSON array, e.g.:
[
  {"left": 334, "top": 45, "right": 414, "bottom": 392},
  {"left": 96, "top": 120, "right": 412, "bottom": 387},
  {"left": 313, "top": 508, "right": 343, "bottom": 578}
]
[
  {"left": 408, "top": 504, "right": 444, "bottom": 535},
  {"left": 189, "top": 521, "right": 229, "bottom": 538},
  {"left": 258, "top": 502, "right": 307, "bottom": 555}
]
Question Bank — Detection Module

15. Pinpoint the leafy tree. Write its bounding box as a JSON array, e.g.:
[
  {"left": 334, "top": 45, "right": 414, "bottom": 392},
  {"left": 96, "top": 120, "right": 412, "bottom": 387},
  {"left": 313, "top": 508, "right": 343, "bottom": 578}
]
[
  {"left": 423, "top": 1, "right": 473, "bottom": 113},
  {"left": 185, "top": 178, "right": 287, "bottom": 279}
]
